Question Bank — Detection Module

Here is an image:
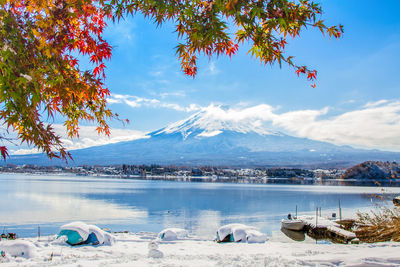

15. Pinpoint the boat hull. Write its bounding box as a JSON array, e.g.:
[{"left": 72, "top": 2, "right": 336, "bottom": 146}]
[
  {"left": 281, "top": 219, "right": 305, "bottom": 231},
  {"left": 281, "top": 227, "right": 306, "bottom": 241}
]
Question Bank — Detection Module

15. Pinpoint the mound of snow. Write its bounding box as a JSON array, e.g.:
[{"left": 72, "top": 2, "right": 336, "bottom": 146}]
[
  {"left": 148, "top": 248, "right": 164, "bottom": 258},
  {"left": 51, "top": 235, "right": 69, "bottom": 246},
  {"left": 147, "top": 240, "right": 163, "bottom": 258},
  {"left": 157, "top": 228, "right": 188, "bottom": 241},
  {"left": 216, "top": 224, "right": 267, "bottom": 243},
  {"left": 0, "top": 240, "right": 36, "bottom": 259},
  {"left": 103, "top": 232, "right": 116, "bottom": 246}
]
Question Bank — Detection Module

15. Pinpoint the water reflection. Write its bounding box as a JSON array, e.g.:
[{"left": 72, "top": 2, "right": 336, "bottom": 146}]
[
  {"left": 1, "top": 173, "right": 400, "bottom": 238},
  {"left": 193, "top": 210, "right": 222, "bottom": 239},
  {"left": 2, "top": 192, "right": 147, "bottom": 225}
]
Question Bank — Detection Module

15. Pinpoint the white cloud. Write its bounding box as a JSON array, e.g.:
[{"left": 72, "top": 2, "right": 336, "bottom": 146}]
[
  {"left": 193, "top": 101, "right": 400, "bottom": 151},
  {"left": 108, "top": 94, "right": 202, "bottom": 112},
  {"left": 10, "top": 125, "right": 149, "bottom": 155},
  {"left": 106, "top": 98, "right": 121, "bottom": 104},
  {"left": 59, "top": 125, "right": 149, "bottom": 150},
  {"left": 105, "top": 19, "right": 135, "bottom": 46},
  {"left": 149, "top": 71, "right": 163, "bottom": 77},
  {"left": 158, "top": 91, "right": 186, "bottom": 98},
  {"left": 12, "top": 148, "right": 41, "bottom": 155},
  {"left": 279, "top": 101, "right": 400, "bottom": 151},
  {"left": 125, "top": 96, "right": 160, "bottom": 108},
  {"left": 208, "top": 62, "right": 220, "bottom": 75},
  {"left": 108, "top": 94, "right": 161, "bottom": 108},
  {"left": 272, "top": 107, "right": 330, "bottom": 136},
  {"left": 199, "top": 104, "right": 277, "bottom": 122},
  {"left": 363, "top": 99, "right": 389, "bottom": 108}
]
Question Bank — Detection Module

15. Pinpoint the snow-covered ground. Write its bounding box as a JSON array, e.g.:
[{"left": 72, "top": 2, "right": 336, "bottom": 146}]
[{"left": 1, "top": 231, "right": 400, "bottom": 266}]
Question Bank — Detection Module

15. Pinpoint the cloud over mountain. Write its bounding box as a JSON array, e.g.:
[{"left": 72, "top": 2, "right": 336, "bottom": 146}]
[
  {"left": 8, "top": 100, "right": 400, "bottom": 157},
  {"left": 6, "top": 101, "right": 400, "bottom": 167},
  {"left": 164, "top": 101, "right": 400, "bottom": 152}
]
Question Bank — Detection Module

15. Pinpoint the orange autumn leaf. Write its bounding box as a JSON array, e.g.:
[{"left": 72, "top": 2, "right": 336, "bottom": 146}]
[{"left": 0, "top": 0, "right": 342, "bottom": 161}]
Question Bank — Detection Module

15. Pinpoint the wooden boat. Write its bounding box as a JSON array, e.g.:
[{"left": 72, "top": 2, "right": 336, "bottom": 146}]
[
  {"left": 281, "top": 219, "right": 305, "bottom": 231},
  {"left": 281, "top": 227, "right": 305, "bottom": 241}
]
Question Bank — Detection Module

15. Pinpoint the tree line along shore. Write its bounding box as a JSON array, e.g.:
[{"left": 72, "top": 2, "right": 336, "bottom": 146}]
[{"left": 1, "top": 161, "right": 399, "bottom": 186}]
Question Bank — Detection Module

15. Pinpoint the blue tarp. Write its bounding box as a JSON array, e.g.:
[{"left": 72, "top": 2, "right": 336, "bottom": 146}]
[
  {"left": 58, "top": 230, "right": 85, "bottom": 246},
  {"left": 58, "top": 230, "right": 101, "bottom": 246},
  {"left": 85, "top": 233, "right": 100, "bottom": 245}
]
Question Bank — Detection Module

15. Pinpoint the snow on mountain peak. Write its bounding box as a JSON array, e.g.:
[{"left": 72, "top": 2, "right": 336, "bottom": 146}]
[{"left": 153, "top": 104, "right": 280, "bottom": 138}]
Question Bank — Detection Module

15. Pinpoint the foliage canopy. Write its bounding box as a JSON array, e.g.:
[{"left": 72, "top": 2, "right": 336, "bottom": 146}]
[{"left": 0, "top": 0, "right": 343, "bottom": 161}]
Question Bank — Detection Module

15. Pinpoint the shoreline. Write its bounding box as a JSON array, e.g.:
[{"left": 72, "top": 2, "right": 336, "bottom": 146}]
[
  {"left": 1, "top": 232, "right": 400, "bottom": 266},
  {"left": 2, "top": 171, "right": 400, "bottom": 187}
]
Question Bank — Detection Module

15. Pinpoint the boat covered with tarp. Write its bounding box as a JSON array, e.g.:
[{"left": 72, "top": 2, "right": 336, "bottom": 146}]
[
  {"left": 57, "top": 222, "right": 115, "bottom": 246},
  {"left": 215, "top": 224, "right": 267, "bottom": 243}
]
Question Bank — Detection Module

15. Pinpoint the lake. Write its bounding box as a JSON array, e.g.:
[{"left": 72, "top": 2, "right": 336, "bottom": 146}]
[{"left": 1, "top": 173, "right": 399, "bottom": 241}]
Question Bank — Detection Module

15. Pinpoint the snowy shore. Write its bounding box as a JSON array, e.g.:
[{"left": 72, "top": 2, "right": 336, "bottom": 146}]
[{"left": 1, "top": 232, "right": 400, "bottom": 266}]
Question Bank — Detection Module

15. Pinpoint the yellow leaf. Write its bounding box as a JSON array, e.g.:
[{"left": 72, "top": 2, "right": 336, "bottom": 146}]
[
  {"left": 32, "top": 29, "right": 39, "bottom": 37},
  {"left": 45, "top": 49, "right": 52, "bottom": 58}
]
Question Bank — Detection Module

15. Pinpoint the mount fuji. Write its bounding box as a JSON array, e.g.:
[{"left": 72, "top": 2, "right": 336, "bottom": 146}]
[{"left": 8, "top": 107, "right": 400, "bottom": 167}]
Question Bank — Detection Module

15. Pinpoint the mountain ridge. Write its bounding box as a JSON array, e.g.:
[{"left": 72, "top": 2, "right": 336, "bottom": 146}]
[{"left": 4, "top": 107, "right": 400, "bottom": 167}]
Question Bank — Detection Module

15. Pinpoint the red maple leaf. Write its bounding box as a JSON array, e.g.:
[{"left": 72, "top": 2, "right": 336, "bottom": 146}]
[
  {"left": 296, "top": 66, "right": 306, "bottom": 76},
  {"left": 0, "top": 146, "right": 9, "bottom": 160},
  {"left": 184, "top": 66, "right": 197, "bottom": 77},
  {"left": 226, "top": 43, "right": 239, "bottom": 58},
  {"left": 307, "top": 70, "right": 317, "bottom": 81}
]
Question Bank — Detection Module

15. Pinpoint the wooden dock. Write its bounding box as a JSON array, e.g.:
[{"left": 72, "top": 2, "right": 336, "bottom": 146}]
[{"left": 299, "top": 216, "right": 357, "bottom": 244}]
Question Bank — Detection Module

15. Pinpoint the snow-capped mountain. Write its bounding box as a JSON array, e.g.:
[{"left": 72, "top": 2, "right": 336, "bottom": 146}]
[
  {"left": 7, "top": 106, "right": 400, "bottom": 166},
  {"left": 152, "top": 105, "right": 280, "bottom": 138}
]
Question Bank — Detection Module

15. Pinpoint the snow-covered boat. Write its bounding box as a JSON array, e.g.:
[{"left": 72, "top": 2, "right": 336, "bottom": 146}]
[
  {"left": 281, "top": 219, "right": 305, "bottom": 231},
  {"left": 215, "top": 224, "right": 268, "bottom": 243},
  {"left": 57, "top": 222, "right": 115, "bottom": 246}
]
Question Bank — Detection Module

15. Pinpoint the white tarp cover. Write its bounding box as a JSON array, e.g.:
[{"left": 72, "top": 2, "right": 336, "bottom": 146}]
[
  {"left": 60, "top": 221, "right": 90, "bottom": 241},
  {"left": 88, "top": 224, "right": 105, "bottom": 244},
  {"left": 158, "top": 228, "right": 189, "bottom": 241},
  {"left": 245, "top": 229, "right": 268, "bottom": 243},
  {"left": 0, "top": 240, "right": 36, "bottom": 259},
  {"left": 60, "top": 222, "right": 115, "bottom": 245},
  {"left": 216, "top": 224, "right": 267, "bottom": 243}
]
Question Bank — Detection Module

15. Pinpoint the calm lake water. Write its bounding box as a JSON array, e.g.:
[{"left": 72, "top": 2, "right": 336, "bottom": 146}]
[{"left": 1, "top": 173, "right": 399, "bottom": 241}]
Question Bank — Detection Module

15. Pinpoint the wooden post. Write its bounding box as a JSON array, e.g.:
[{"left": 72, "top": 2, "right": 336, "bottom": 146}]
[
  {"left": 316, "top": 208, "right": 318, "bottom": 226},
  {"left": 339, "top": 199, "right": 342, "bottom": 221}
]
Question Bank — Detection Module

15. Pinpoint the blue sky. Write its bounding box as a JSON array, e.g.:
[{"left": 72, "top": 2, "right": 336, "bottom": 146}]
[
  {"left": 10, "top": 0, "right": 400, "bottom": 154},
  {"left": 102, "top": 0, "right": 399, "bottom": 125}
]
